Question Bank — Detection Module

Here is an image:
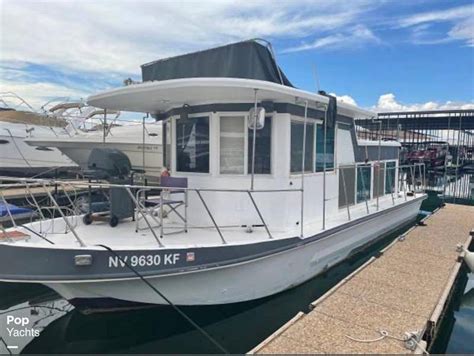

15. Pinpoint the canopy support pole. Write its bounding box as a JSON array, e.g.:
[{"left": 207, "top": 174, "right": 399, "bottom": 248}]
[{"left": 251, "top": 89, "right": 258, "bottom": 191}]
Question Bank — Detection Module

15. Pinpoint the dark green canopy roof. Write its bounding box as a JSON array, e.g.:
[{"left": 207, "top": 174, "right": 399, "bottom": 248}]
[{"left": 141, "top": 40, "right": 293, "bottom": 87}]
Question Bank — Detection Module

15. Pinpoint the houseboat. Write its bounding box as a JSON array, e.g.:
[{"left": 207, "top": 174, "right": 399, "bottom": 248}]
[{"left": 0, "top": 40, "right": 425, "bottom": 308}]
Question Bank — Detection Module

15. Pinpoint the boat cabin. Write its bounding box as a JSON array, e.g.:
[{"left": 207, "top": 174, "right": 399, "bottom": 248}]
[{"left": 88, "top": 40, "right": 402, "bottom": 237}]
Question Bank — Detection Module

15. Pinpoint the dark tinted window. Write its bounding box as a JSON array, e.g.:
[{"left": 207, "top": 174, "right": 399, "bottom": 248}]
[
  {"left": 385, "top": 161, "right": 396, "bottom": 194},
  {"left": 291, "top": 121, "right": 314, "bottom": 173},
  {"left": 316, "top": 124, "right": 335, "bottom": 172},
  {"left": 248, "top": 117, "right": 272, "bottom": 174},
  {"left": 357, "top": 164, "right": 371, "bottom": 203},
  {"left": 176, "top": 116, "right": 209, "bottom": 173}
]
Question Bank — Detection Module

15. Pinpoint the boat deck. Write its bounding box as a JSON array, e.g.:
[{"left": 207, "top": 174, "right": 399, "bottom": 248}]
[
  {"left": 5, "top": 193, "right": 419, "bottom": 250},
  {"left": 249, "top": 203, "right": 474, "bottom": 354}
]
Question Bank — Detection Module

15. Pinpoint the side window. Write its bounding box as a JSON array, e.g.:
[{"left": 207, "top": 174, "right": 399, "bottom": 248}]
[
  {"left": 291, "top": 121, "right": 314, "bottom": 173},
  {"left": 316, "top": 124, "right": 335, "bottom": 172},
  {"left": 385, "top": 161, "right": 396, "bottom": 194},
  {"left": 356, "top": 164, "right": 371, "bottom": 203},
  {"left": 220, "top": 116, "right": 245, "bottom": 174},
  {"left": 176, "top": 116, "right": 209, "bottom": 173},
  {"left": 248, "top": 117, "right": 272, "bottom": 174},
  {"left": 373, "top": 162, "right": 385, "bottom": 198},
  {"left": 339, "top": 166, "right": 356, "bottom": 208}
]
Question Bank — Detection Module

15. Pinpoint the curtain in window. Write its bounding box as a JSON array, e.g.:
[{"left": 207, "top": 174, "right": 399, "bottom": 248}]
[
  {"left": 176, "top": 117, "right": 209, "bottom": 173},
  {"left": 373, "top": 162, "right": 385, "bottom": 198},
  {"left": 220, "top": 116, "right": 245, "bottom": 174}
]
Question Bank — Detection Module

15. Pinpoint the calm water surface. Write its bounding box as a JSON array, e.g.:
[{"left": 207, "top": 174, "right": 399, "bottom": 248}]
[{"left": 0, "top": 173, "right": 472, "bottom": 354}]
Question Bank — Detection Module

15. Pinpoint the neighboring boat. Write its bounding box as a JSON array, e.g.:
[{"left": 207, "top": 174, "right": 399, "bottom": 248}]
[
  {"left": 0, "top": 97, "right": 78, "bottom": 177},
  {"left": 0, "top": 202, "right": 36, "bottom": 223},
  {"left": 25, "top": 121, "right": 163, "bottom": 176},
  {"left": 0, "top": 40, "right": 426, "bottom": 309}
]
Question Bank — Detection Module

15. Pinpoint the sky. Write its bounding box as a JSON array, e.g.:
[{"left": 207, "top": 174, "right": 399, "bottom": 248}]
[{"left": 0, "top": 0, "right": 473, "bottom": 114}]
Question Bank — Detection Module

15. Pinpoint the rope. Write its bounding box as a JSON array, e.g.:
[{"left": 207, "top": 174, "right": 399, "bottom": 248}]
[
  {"left": 0, "top": 336, "right": 12, "bottom": 355},
  {"left": 345, "top": 329, "right": 429, "bottom": 354},
  {"left": 97, "top": 244, "right": 229, "bottom": 354}
]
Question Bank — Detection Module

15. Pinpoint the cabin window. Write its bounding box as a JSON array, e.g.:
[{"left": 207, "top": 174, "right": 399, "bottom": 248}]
[
  {"left": 356, "top": 164, "right": 371, "bottom": 203},
  {"left": 176, "top": 116, "right": 209, "bottom": 173},
  {"left": 248, "top": 117, "right": 272, "bottom": 174},
  {"left": 385, "top": 161, "right": 396, "bottom": 194},
  {"left": 163, "top": 120, "right": 172, "bottom": 169},
  {"left": 291, "top": 121, "right": 314, "bottom": 173},
  {"left": 373, "top": 162, "right": 385, "bottom": 198},
  {"left": 220, "top": 116, "right": 245, "bottom": 174},
  {"left": 315, "top": 124, "right": 335, "bottom": 172},
  {"left": 338, "top": 166, "right": 356, "bottom": 208}
]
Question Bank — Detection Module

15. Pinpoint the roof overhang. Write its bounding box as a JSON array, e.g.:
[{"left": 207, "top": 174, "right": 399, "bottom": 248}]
[{"left": 87, "top": 78, "right": 374, "bottom": 119}]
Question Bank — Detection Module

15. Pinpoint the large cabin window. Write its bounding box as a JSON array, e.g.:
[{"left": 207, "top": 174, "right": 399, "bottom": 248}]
[
  {"left": 316, "top": 124, "right": 335, "bottom": 172},
  {"left": 220, "top": 116, "right": 245, "bottom": 174},
  {"left": 176, "top": 116, "right": 209, "bottom": 173},
  {"left": 356, "top": 164, "right": 371, "bottom": 203},
  {"left": 385, "top": 161, "right": 396, "bottom": 194},
  {"left": 290, "top": 121, "right": 314, "bottom": 173},
  {"left": 248, "top": 117, "right": 272, "bottom": 174}
]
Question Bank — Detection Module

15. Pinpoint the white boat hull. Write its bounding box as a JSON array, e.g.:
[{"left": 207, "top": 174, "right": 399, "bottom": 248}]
[
  {"left": 0, "top": 122, "right": 76, "bottom": 175},
  {"left": 46, "top": 197, "right": 422, "bottom": 306}
]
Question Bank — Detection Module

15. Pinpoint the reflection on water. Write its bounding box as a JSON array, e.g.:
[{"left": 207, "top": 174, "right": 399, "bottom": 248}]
[
  {"left": 0, "top": 174, "right": 472, "bottom": 354},
  {"left": 445, "top": 275, "right": 474, "bottom": 354},
  {"left": 426, "top": 172, "right": 474, "bottom": 204}
]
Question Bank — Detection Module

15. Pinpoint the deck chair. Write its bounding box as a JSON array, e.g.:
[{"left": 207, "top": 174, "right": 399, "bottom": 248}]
[{"left": 136, "top": 176, "right": 188, "bottom": 238}]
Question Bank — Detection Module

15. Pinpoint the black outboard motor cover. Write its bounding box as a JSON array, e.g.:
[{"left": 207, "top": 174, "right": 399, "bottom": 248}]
[{"left": 86, "top": 148, "right": 131, "bottom": 179}]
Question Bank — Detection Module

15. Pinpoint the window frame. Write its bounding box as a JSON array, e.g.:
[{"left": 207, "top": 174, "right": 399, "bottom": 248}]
[
  {"left": 315, "top": 122, "right": 337, "bottom": 174},
  {"left": 216, "top": 113, "right": 274, "bottom": 176},
  {"left": 217, "top": 113, "right": 248, "bottom": 176},
  {"left": 290, "top": 118, "right": 316, "bottom": 174},
  {"left": 173, "top": 113, "right": 212, "bottom": 175},
  {"left": 355, "top": 162, "right": 373, "bottom": 204}
]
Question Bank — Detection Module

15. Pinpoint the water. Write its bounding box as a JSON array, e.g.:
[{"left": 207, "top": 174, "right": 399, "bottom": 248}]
[{"left": 0, "top": 173, "right": 473, "bottom": 354}]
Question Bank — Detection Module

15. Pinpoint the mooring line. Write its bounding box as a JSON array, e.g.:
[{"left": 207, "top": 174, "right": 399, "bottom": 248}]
[{"left": 97, "top": 244, "right": 229, "bottom": 354}]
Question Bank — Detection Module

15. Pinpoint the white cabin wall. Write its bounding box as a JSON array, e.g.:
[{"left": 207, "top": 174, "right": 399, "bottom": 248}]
[{"left": 336, "top": 125, "right": 355, "bottom": 165}]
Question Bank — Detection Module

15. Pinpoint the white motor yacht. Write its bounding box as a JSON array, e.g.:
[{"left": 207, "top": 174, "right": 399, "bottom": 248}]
[
  {"left": 0, "top": 40, "right": 426, "bottom": 309},
  {"left": 26, "top": 120, "right": 163, "bottom": 176},
  {"left": 0, "top": 95, "right": 78, "bottom": 176}
]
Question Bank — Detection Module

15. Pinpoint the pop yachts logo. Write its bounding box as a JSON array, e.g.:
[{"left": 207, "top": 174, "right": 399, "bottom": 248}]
[{"left": 6, "top": 316, "right": 40, "bottom": 337}]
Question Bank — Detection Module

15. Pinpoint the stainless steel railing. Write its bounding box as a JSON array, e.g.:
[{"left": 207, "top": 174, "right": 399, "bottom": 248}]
[{"left": 0, "top": 163, "right": 425, "bottom": 248}]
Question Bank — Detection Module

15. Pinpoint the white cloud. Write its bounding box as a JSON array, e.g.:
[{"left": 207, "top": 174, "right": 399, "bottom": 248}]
[
  {"left": 398, "top": 4, "right": 474, "bottom": 46},
  {"left": 329, "top": 93, "right": 358, "bottom": 106},
  {"left": 0, "top": 80, "right": 89, "bottom": 111},
  {"left": 282, "top": 25, "right": 381, "bottom": 53},
  {"left": 0, "top": 0, "right": 376, "bottom": 75},
  {"left": 372, "top": 93, "right": 474, "bottom": 112}
]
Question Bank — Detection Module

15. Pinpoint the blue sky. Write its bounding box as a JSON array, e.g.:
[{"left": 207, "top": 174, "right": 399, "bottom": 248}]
[{"left": 0, "top": 0, "right": 473, "bottom": 112}]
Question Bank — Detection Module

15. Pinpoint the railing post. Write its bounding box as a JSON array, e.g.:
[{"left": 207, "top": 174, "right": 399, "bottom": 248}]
[
  {"left": 358, "top": 165, "right": 370, "bottom": 214},
  {"left": 42, "top": 183, "right": 86, "bottom": 247},
  {"left": 196, "top": 190, "right": 226, "bottom": 245},
  {"left": 340, "top": 166, "right": 351, "bottom": 221},
  {"left": 247, "top": 191, "right": 272, "bottom": 239}
]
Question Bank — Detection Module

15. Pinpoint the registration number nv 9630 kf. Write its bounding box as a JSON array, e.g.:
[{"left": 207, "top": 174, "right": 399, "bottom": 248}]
[{"left": 108, "top": 253, "right": 181, "bottom": 268}]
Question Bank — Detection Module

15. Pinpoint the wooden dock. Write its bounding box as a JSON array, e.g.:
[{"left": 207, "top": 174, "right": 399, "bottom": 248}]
[
  {"left": 1, "top": 181, "right": 88, "bottom": 200},
  {"left": 250, "top": 204, "right": 474, "bottom": 354}
]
